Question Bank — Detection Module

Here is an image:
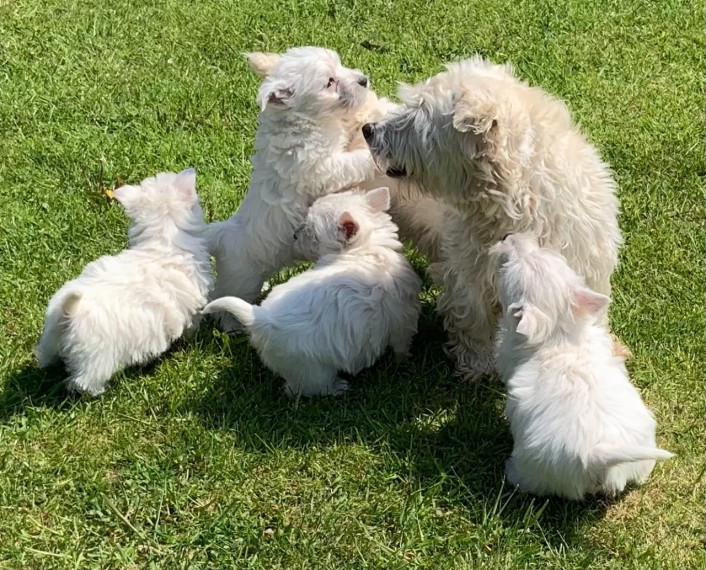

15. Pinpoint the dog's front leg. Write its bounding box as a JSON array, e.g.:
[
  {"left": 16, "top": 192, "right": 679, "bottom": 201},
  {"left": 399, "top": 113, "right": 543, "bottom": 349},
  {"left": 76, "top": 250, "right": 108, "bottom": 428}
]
[
  {"left": 436, "top": 256, "right": 497, "bottom": 381},
  {"left": 318, "top": 149, "right": 376, "bottom": 192}
]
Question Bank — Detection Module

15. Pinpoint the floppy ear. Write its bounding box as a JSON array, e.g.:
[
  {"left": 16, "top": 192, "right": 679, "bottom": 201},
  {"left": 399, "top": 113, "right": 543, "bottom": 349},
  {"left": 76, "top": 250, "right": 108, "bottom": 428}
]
[
  {"left": 245, "top": 52, "right": 281, "bottom": 78},
  {"left": 338, "top": 212, "right": 359, "bottom": 242},
  {"left": 452, "top": 87, "right": 530, "bottom": 155},
  {"left": 364, "top": 187, "right": 390, "bottom": 212},
  {"left": 112, "top": 184, "right": 141, "bottom": 210},
  {"left": 257, "top": 80, "right": 293, "bottom": 111},
  {"left": 572, "top": 287, "right": 610, "bottom": 317},
  {"left": 174, "top": 168, "right": 197, "bottom": 200},
  {"left": 513, "top": 304, "right": 552, "bottom": 342}
]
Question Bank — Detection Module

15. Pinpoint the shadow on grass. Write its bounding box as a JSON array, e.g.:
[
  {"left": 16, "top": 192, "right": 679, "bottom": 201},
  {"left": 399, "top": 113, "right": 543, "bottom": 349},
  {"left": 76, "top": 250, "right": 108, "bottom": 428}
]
[
  {"left": 187, "top": 300, "right": 612, "bottom": 550},
  {"left": 0, "top": 362, "right": 78, "bottom": 421}
]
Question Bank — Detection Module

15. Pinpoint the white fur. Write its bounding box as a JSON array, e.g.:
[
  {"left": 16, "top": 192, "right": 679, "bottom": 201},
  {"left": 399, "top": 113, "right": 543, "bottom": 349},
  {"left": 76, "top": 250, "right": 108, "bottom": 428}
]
[
  {"left": 364, "top": 56, "right": 622, "bottom": 379},
  {"left": 492, "top": 233, "right": 672, "bottom": 500},
  {"left": 35, "top": 169, "right": 212, "bottom": 396},
  {"left": 202, "top": 188, "right": 421, "bottom": 397},
  {"left": 207, "top": 47, "right": 377, "bottom": 330}
]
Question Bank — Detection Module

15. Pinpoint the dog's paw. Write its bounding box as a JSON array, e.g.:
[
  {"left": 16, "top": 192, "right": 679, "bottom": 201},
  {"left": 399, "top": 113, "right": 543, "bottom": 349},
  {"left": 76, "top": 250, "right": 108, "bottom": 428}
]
[
  {"left": 445, "top": 343, "right": 494, "bottom": 382},
  {"left": 330, "top": 377, "right": 350, "bottom": 396}
]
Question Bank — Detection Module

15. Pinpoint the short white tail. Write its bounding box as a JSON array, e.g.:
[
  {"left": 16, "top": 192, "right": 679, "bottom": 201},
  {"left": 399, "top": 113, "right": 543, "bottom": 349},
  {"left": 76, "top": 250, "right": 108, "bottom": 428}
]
[
  {"left": 590, "top": 443, "right": 674, "bottom": 468},
  {"left": 202, "top": 296, "right": 255, "bottom": 327}
]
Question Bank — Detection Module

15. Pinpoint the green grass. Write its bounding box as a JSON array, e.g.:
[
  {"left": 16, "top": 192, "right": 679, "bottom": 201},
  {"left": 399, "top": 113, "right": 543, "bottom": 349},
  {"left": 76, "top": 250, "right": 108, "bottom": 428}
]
[{"left": 0, "top": 0, "right": 703, "bottom": 568}]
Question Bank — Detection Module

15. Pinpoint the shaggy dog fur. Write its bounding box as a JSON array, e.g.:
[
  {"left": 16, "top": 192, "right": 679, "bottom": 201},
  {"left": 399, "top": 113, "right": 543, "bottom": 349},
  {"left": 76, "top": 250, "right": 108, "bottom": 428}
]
[
  {"left": 363, "top": 56, "right": 622, "bottom": 380},
  {"left": 202, "top": 188, "right": 421, "bottom": 397},
  {"left": 207, "top": 47, "right": 376, "bottom": 330},
  {"left": 36, "top": 170, "right": 211, "bottom": 395},
  {"left": 492, "top": 233, "right": 671, "bottom": 500}
]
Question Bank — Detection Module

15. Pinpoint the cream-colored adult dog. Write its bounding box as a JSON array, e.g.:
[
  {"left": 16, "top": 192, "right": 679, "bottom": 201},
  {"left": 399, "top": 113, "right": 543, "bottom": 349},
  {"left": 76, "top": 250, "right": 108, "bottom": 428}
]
[{"left": 363, "top": 56, "right": 622, "bottom": 380}]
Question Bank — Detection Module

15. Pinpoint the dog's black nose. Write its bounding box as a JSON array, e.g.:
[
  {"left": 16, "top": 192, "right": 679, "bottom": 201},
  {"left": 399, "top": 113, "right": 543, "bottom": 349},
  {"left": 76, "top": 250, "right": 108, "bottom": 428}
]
[
  {"left": 358, "top": 76, "right": 369, "bottom": 88},
  {"left": 362, "top": 123, "right": 374, "bottom": 141}
]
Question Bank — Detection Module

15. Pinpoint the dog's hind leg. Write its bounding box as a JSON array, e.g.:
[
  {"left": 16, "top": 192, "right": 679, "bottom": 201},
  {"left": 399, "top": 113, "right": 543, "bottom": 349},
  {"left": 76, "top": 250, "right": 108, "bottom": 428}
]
[{"left": 281, "top": 360, "right": 344, "bottom": 398}]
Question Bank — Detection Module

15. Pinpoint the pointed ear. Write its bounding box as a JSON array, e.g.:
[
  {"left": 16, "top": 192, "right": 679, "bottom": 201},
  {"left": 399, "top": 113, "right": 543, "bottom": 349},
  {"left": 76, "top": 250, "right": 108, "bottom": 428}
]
[
  {"left": 112, "top": 184, "right": 141, "bottom": 209},
  {"left": 245, "top": 52, "right": 281, "bottom": 78},
  {"left": 174, "top": 168, "right": 197, "bottom": 200},
  {"left": 257, "top": 81, "right": 293, "bottom": 111},
  {"left": 364, "top": 187, "right": 390, "bottom": 212},
  {"left": 572, "top": 287, "right": 610, "bottom": 317},
  {"left": 514, "top": 304, "right": 552, "bottom": 342},
  {"left": 339, "top": 212, "right": 359, "bottom": 242}
]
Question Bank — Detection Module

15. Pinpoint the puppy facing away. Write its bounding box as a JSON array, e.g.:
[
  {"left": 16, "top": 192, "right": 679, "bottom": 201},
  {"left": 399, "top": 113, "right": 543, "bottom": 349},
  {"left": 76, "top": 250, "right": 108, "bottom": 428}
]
[
  {"left": 35, "top": 169, "right": 211, "bottom": 396},
  {"left": 203, "top": 188, "right": 421, "bottom": 397},
  {"left": 363, "top": 56, "right": 623, "bottom": 380},
  {"left": 492, "top": 233, "right": 672, "bottom": 500},
  {"left": 207, "top": 47, "right": 377, "bottom": 330}
]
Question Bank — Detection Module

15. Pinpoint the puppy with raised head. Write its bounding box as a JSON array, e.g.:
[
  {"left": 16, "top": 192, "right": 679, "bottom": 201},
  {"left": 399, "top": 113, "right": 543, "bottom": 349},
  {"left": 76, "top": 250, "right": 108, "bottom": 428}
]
[
  {"left": 492, "top": 233, "right": 672, "bottom": 500},
  {"left": 363, "top": 56, "right": 623, "bottom": 380},
  {"left": 203, "top": 187, "right": 421, "bottom": 397},
  {"left": 35, "top": 169, "right": 211, "bottom": 396},
  {"left": 207, "top": 47, "right": 378, "bottom": 330}
]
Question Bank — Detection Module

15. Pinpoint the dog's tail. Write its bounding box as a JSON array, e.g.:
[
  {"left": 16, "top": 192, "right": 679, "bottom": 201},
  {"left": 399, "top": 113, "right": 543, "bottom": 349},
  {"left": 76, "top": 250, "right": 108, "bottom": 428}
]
[
  {"left": 589, "top": 443, "right": 674, "bottom": 468},
  {"left": 202, "top": 296, "right": 256, "bottom": 328},
  {"left": 35, "top": 291, "right": 82, "bottom": 367}
]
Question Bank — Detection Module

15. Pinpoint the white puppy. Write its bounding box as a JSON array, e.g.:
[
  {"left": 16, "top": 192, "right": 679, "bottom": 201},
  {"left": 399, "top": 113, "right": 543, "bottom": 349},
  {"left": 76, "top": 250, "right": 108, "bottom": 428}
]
[
  {"left": 492, "top": 233, "right": 672, "bottom": 500},
  {"left": 203, "top": 188, "right": 421, "bottom": 397},
  {"left": 207, "top": 47, "right": 377, "bottom": 329},
  {"left": 363, "top": 56, "right": 623, "bottom": 380},
  {"left": 35, "top": 169, "right": 211, "bottom": 396}
]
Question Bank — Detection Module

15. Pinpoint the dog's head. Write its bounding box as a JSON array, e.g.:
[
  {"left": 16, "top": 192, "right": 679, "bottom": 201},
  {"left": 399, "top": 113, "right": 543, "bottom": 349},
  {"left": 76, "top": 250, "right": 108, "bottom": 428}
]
[
  {"left": 113, "top": 168, "right": 205, "bottom": 246},
  {"left": 246, "top": 47, "right": 369, "bottom": 119},
  {"left": 490, "top": 233, "right": 609, "bottom": 344},
  {"left": 293, "top": 187, "right": 392, "bottom": 260},
  {"left": 363, "top": 56, "right": 546, "bottom": 200}
]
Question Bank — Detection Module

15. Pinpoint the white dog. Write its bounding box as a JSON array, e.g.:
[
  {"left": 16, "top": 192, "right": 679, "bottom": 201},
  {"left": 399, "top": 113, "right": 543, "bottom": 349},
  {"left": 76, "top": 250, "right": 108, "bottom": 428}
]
[
  {"left": 203, "top": 188, "right": 421, "bottom": 397},
  {"left": 207, "top": 47, "right": 377, "bottom": 330},
  {"left": 492, "top": 233, "right": 672, "bottom": 500},
  {"left": 35, "top": 169, "right": 211, "bottom": 396},
  {"left": 363, "top": 56, "right": 623, "bottom": 380}
]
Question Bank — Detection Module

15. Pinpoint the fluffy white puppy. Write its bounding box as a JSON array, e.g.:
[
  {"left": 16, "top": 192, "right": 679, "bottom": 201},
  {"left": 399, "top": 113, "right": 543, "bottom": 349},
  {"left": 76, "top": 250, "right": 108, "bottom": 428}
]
[
  {"left": 203, "top": 188, "right": 421, "bottom": 397},
  {"left": 363, "top": 56, "right": 623, "bottom": 380},
  {"left": 35, "top": 169, "right": 211, "bottom": 396},
  {"left": 207, "top": 47, "right": 377, "bottom": 329},
  {"left": 492, "top": 233, "right": 672, "bottom": 500}
]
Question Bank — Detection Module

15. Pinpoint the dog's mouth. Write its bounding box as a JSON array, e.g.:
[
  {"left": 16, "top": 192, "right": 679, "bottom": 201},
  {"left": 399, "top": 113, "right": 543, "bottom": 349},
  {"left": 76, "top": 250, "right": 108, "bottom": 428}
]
[{"left": 385, "top": 166, "right": 407, "bottom": 178}]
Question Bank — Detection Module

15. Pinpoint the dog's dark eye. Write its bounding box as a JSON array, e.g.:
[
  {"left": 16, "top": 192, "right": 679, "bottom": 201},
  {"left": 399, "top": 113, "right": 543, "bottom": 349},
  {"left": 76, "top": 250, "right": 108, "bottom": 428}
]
[{"left": 326, "top": 77, "right": 335, "bottom": 88}]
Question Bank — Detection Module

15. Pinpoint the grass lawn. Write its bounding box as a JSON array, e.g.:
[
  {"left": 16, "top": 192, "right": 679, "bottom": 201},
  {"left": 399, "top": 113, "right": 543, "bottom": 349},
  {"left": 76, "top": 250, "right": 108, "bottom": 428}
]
[{"left": 0, "top": 0, "right": 703, "bottom": 568}]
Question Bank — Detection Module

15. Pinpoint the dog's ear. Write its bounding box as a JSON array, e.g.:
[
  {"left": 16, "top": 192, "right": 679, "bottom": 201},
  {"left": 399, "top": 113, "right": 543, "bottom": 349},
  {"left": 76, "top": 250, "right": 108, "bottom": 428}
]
[
  {"left": 452, "top": 86, "right": 530, "bottom": 156},
  {"left": 513, "top": 304, "right": 552, "bottom": 343},
  {"left": 112, "top": 184, "right": 142, "bottom": 210},
  {"left": 338, "top": 212, "right": 359, "bottom": 242},
  {"left": 245, "top": 52, "right": 281, "bottom": 78},
  {"left": 174, "top": 168, "right": 197, "bottom": 200},
  {"left": 257, "top": 80, "right": 294, "bottom": 111},
  {"left": 364, "top": 187, "right": 390, "bottom": 213},
  {"left": 572, "top": 287, "right": 610, "bottom": 317}
]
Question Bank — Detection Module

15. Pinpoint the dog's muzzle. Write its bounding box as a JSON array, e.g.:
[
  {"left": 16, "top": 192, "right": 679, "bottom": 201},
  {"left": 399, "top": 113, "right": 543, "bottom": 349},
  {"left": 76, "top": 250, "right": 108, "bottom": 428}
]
[{"left": 385, "top": 166, "right": 407, "bottom": 178}]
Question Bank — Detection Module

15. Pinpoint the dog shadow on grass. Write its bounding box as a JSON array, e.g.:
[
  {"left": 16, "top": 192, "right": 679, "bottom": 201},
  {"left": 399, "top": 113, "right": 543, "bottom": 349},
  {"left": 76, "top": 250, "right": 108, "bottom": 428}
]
[{"left": 188, "top": 296, "right": 611, "bottom": 552}]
